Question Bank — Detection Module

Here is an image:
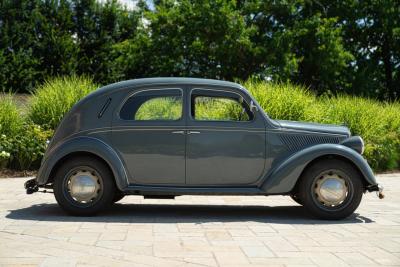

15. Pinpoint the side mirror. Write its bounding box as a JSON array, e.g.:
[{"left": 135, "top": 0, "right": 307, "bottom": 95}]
[{"left": 250, "top": 100, "right": 258, "bottom": 112}]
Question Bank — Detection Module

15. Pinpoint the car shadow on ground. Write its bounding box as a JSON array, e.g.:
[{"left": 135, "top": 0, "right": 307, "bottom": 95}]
[{"left": 6, "top": 203, "right": 374, "bottom": 225}]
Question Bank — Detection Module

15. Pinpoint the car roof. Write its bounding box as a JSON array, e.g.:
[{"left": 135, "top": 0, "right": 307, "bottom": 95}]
[
  {"left": 92, "top": 77, "right": 245, "bottom": 97},
  {"left": 112, "top": 77, "right": 241, "bottom": 88}
]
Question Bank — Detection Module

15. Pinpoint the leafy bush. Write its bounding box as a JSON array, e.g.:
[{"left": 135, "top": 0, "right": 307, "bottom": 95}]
[
  {"left": 29, "top": 75, "right": 98, "bottom": 130},
  {"left": 245, "top": 79, "right": 315, "bottom": 121},
  {"left": 0, "top": 122, "right": 53, "bottom": 170},
  {"left": 0, "top": 95, "right": 23, "bottom": 169},
  {"left": 1, "top": 76, "right": 400, "bottom": 172},
  {"left": 0, "top": 134, "right": 12, "bottom": 168},
  {"left": 0, "top": 94, "right": 23, "bottom": 136},
  {"left": 1, "top": 76, "right": 96, "bottom": 171},
  {"left": 9, "top": 123, "right": 53, "bottom": 170},
  {"left": 316, "top": 96, "right": 400, "bottom": 170},
  {"left": 244, "top": 79, "right": 400, "bottom": 171}
]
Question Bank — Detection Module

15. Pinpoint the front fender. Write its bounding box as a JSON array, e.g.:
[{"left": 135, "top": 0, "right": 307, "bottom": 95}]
[
  {"left": 36, "top": 136, "right": 128, "bottom": 190},
  {"left": 261, "top": 144, "right": 377, "bottom": 194}
]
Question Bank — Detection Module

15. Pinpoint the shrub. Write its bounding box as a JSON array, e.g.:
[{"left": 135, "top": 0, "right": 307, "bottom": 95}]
[
  {"left": 0, "top": 95, "right": 24, "bottom": 169},
  {"left": 245, "top": 79, "right": 315, "bottom": 121},
  {"left": 29, "top": 75, "right": 98, "bottom": 130},
  {"left": 0, "top": 94, "right": 23, "bottom": 136},
  {"left": 8, "top": 123, "right": 53, "bottom": 170},
  {"left": 0, "top": 134, "right": 12, "bottom": 168},
  {"left": 315, "top": 96, "right": 400, "bottom": 170},
  {"left": 244, "top": 79, "right": 400, "bottom": 171},
  {"left": 2, "top": 76, "right": 399, "bottom": 172}
]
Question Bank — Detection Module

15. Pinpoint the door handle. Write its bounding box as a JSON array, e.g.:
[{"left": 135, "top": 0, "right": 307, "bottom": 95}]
[
  {"left": 187, "top": 131, "right": 201, "bottom": 134},
  {"left": 171, "top": 130, "right": 185, "bottom": 134}
]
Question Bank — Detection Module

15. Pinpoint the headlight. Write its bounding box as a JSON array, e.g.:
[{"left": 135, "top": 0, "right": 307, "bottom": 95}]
[
  {"left": 340, "top": 136, "right": 364, "bottom": 154},
  {"left": 360, "top": 137, "right": 365, "bottom": 154}
]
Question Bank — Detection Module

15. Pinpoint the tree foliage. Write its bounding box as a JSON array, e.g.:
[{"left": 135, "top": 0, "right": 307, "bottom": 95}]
[{"left": 0, "top": 0, "right": 399, "bottom": 100}]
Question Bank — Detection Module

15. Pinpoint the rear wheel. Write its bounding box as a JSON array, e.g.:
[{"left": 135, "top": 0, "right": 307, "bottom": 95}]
[
  {"left": 53, "top": 156, "right": 116, "bottom": 216},
  {"left": 298, "top": 159, "right": 363, "bottom": 220}
]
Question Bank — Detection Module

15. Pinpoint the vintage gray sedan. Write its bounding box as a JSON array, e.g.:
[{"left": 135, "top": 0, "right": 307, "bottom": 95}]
[{"left": 25, "top": 78, "right": 383, "bottom": 219}]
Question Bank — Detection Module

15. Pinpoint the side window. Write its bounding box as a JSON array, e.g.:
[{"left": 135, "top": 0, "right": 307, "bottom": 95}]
[
  {"left": 120, "top": 89, "right": 182, "bottom": 121},
  {"left": 192, "top": 92, "right": 252, "bottom": 122}
]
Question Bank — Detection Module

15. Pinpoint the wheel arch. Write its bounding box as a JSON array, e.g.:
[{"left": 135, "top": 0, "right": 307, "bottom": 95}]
[
  {"left": 47, "top": 151, "right": 112, "bottom": 183},
  {"left": 260, "top": 144, "right": 377, "bottom": 194},
  {"left": 291, "top": 154, "right": 369, "bottom": 194},
  {"left": 37, "top": 136, "right": 129, "bottom": 190}
]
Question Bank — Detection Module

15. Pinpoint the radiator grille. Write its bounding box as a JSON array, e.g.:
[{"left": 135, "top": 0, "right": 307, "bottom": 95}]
[{"left": 280, "top": 134, "right": 340, "bottom": 151}]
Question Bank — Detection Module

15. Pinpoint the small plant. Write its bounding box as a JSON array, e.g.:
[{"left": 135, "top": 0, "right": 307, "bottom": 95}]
[
  {"left": 0, "top": 94, "right": 23, "bottom": 136},
  {"left": 10, "top": 123, "right": 53, "bottom": 170},
  {"left": 0, "top": 134, "right": 13, "bottom": 169},
  {"left": 0, "top": 150, "right": 11, "bottom": 168},
  {"left": 29, "top": 75, "right": 98, "bottom": 130}
]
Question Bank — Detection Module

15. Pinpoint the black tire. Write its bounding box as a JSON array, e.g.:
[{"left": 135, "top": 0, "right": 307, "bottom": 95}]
[
  {"left": 298, "top": 159, "right": 363, "bottom": 220},
  {"left": 290, "top": 194, "right": 303, "bottom": 205},
  {"left": 113, "top": 191, "right": 125, "bottom": 203},
  {"left": 53, "top": 156, "right": 116, "bottom": 216}
]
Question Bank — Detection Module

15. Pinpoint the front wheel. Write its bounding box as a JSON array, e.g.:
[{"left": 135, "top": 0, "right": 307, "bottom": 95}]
[
  {"left": 53, "top": 156, "right": 116, "bottom": 216},
  {"left": 298, "top": 159, "right": 364, "bottom": 220}
]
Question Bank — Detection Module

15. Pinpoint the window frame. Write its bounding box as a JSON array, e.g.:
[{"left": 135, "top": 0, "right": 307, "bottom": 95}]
[
  {"left": 189, "top": 88, "right": 254, "bottom": 123},
  {"left": 118, "top": 88, "right": 184, "bottom": 122}
]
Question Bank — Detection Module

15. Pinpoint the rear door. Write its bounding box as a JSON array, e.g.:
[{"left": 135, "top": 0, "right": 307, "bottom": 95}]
[{"left": 111, "top": 88, "right": 186, "bottom": 185}]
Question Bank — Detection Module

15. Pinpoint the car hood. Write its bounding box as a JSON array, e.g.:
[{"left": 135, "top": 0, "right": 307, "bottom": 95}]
[{"left": 275, "top": 120, "right": 351, "bottom": 137}]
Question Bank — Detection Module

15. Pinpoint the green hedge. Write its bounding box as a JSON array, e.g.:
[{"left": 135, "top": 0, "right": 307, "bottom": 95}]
[
  {"left": 0, "top": 94, "right": 23, "bottom": 136},
  {"left": 0, "top": 95, "right": 53, "bottom": 170},
  {"left": 0, "top": 76, "right": 399, "bottom": 172},
  {"left": 29, "top": 75, "right": 98, "bottom": 130},
  {"left": 244, "top": 79, "right": 400, "bottom": 171},
  {"left": 0, "top": 76, "right": 95, "bottom": 170}
]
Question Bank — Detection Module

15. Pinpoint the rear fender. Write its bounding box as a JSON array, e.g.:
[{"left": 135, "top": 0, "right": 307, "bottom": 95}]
[{"left": 36, "top": 136, "right": 128, "bottom": 190}]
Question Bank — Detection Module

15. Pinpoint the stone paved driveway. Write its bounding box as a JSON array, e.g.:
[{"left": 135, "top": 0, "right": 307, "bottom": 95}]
[{"left": 0, "top": 174, "right": 399, "bottom": 267}]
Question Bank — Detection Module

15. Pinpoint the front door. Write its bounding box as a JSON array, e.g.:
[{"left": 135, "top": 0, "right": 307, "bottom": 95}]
[
  {"left": 186, "top": 88, "right": 266, "bottom": 186},
  {"left": 111, "top": 88, "right": 186, "bottom": 185}
]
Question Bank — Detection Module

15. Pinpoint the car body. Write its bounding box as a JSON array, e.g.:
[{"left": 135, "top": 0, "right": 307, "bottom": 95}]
[{"left": 25, "top": 78, "right": 383, "bottom": 219}]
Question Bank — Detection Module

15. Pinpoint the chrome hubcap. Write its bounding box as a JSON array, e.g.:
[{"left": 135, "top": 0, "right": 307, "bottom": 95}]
[
  {"left": 315, "top": 173, "right": 348, "bottom": 207},
  {"left": 67, "top": 170, "right": 100, "bottom": 203}
]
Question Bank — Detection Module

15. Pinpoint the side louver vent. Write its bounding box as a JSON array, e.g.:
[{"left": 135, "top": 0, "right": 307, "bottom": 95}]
[{"left": 280, "top": 134, "right": 340, "bottom": 151}]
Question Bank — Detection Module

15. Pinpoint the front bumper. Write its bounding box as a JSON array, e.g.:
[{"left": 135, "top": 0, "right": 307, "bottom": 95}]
[
  {"left": 367, "top": 184, "right": 385, "bottom": 199},
  {"left": 24, "top": 178, "right": 38, "bottom": 194}
]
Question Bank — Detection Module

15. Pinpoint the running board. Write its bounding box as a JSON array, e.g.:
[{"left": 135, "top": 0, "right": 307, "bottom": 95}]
[
  {"left": 124, "top": 185, "right": 264, "bottom": 196},
  {"left": 144, "top": 195, "right": 176, "bottom": 199}
]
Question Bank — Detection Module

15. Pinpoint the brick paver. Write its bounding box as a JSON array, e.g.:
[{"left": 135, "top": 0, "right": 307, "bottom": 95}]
[{"left": 0, "top": 174, "right": 399, "bottom": 267}]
